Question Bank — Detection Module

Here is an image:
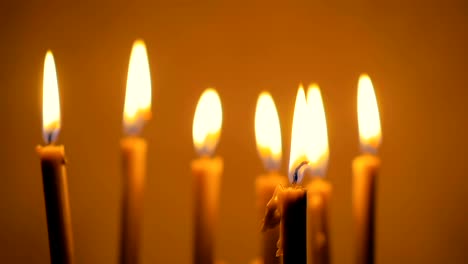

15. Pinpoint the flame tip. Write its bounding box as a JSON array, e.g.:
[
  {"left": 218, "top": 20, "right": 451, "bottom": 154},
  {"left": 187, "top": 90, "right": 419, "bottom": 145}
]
[
  {"left": 360, "top": 73, "right": 370, "bottom": 78},
  {"left": 133, "top": 39, "right": 146, "bottom": 48},
  {"left": 259, "top": 91, "right": 271, "bottom": 96},
  {"left": 308, "top": 83, "right": 319, "bottom": 89}
]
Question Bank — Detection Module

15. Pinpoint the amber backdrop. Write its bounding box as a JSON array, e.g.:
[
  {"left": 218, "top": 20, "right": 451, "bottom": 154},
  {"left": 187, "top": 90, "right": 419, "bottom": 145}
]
[{"left": 0, "top": 1, "right": 467, "bottom": 263}]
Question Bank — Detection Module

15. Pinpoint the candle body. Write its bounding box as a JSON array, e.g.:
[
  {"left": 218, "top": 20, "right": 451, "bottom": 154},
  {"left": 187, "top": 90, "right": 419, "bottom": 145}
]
[
  {"left": 192, "top": 156, "right": 223, "bottom": 264},
  {"left": 37, "top": 145, "right": 74, "bottom": 264},
  {"left": 120, "top": 137, "right": 147, "bottom": 264},
  {"left": 278, "top": 186, "right": 307, "bottom": 264},
  {"left": 352, "top": 154, "right": 380, "bottom": 264},
  {"left": 256, "top": 172, "right": 287, "bottom": 264},
  {"left": 307, "top": 178, "right": 332, "bottom": 264}
]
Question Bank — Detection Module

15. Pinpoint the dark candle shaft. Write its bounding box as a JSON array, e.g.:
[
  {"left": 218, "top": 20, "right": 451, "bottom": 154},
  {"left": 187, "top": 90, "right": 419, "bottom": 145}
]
[
  {"left": 353, "top": 154, "right": 380, "bottom": 264},
  {"left": 38, "top": 145, "right": 74, "bottom": 264},
  {"left": 280, "top": 187, "right": 307, "bottom": 264}
]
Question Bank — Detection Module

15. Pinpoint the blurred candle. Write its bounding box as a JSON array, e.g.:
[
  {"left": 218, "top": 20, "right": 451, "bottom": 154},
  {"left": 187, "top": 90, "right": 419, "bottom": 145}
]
[
  {"left": 119, "top": 40, "right": 152, "bottom": 264},
  {"left": 353, "top": 74, "right": 382, "bottom": 264},
  {"left": 305, "top": 84, "right": 332, "bottom": 264},
  {"left": 255, "top": 92, "right": 287, "bottom": 264},
  {"left": 36, "top": 51, "right": 74, "bottom": 264},
  {"left": 192, "top": 88, "right": 224, "bottom": 264}
]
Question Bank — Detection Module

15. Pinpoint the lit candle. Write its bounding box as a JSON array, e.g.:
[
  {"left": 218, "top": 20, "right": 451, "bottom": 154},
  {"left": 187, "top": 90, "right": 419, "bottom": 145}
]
[
  {"left": 255, "top": 92, "right": 287, "bottom": 264},
  {"left": 263, "top": 86, "right": 309, "bottom": 264},
  {"left": 353, "top": 74, "right": 382, "bottom": 264},
  {"left": 36, "top": 51, "right": 74, "bottom": 264},
  {"left": 192, "top": 88, "right": 223, "bottom": 264},
  {"left": 305, "top": 84, "right": 332, "bottom": 264},
  {"left": 119, "top": 40, "right": 152, "bottom": 264}
]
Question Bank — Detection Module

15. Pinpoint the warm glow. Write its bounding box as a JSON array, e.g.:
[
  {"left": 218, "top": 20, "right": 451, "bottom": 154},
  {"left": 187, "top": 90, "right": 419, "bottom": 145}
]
[
  {"left": 123, "top": 39, "right": 152, "bottom": 135},
  {"left": 357, "top": 74, "right": 382, "bottom": 153},
  {"left": 288, "top": 85, "right": 311, "bottom": 183},
  {"left": 42, "top": 51, "right": 61, "bottom": 144},
  {"left": 306, "top": 84, "right": 329, "bottom": 176},
  {"left": 192, "top": 88, "right": 223, "bottom": 156},
  {"left": 255, "top": 92, "right": 282, "bottom": 171}
]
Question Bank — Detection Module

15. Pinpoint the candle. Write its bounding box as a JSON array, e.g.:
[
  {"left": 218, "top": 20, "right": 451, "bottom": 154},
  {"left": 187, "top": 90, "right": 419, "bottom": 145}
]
[
  {"left": 263, "top": 86, "right": 309, "bottom": 264},
  {"left": 305, "top": 84, "right": 332, "bottom": 264},
  {"left": 192, "top": 88, "right": 223, "bottom": 264},
  {"left": 119, "top": 40, "right": 152, "bottom": 264},
  {"left": 254, "top": 92, "right": 287, "bottom": 264},
  {"left": 353, "top": 74, "right": 382, "bottom": 264},
  {"left": 36, "top": 51, "right": 74, "bottom": 264}
]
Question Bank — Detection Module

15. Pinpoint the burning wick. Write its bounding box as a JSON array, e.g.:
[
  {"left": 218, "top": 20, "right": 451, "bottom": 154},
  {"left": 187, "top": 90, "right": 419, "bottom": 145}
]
[{"left": 293, "top": 161, "right": 309, "bottom": 184}]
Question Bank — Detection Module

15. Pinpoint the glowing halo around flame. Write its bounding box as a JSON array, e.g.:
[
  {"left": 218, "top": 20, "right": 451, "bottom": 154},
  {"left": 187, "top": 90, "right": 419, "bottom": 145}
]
[
  {"left": 288, "top": 85, "right": 310, "bottom": 184},
  {"left": 123, "top": 39, "right": 152, "bottom": 135},
  {"left": 357, "top": 74, "right": 382, "bottom": 154},
  {"left": 192, "top": 88, "right": 223, "bottom": 156},
  {"left": 306, "top": 84, "right": 329, "bottom": 177},
  {"left": 255, "top": 92, "right": 282, "bottom": 171}
]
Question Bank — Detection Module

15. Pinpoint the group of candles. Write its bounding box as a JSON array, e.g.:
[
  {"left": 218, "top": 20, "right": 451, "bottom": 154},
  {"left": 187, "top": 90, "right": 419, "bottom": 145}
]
[
  {"left": 256, "top": 77, "right": 381, "bottom": 264},
  {"left": 37, "top": 39, "right": 382, "bottom": 264}
]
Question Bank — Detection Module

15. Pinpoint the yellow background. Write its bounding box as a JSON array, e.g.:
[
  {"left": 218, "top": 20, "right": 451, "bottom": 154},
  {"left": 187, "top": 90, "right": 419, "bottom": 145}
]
[{"left": 0, "top": 1, "right": 467, "bottom": 263}]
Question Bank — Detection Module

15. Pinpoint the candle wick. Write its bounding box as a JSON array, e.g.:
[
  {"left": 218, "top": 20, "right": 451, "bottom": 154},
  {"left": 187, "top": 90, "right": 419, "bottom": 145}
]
[
  {"left": 47, "top": 133, "right": 52, "bottom": 145},
  {"left": 293, "top": 161, "right": 309, "bottom": 184}
]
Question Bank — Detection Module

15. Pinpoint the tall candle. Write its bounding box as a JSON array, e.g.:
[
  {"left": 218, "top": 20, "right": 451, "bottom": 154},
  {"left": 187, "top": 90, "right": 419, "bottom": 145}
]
[
  {"left": 37, "top": 51, "right": 74, "bottom": 264},
  {"left": 119, "top": 40, "right": 152, "bottom": 264},
  {"left": 353, "top": 74, "right": 382, "bottom": 264},
  {"left": 254, "top": 92, "right": 287, "bottom": 264},
  {"left": 263, "top": 86, "right": 310, "bottom": 264},
  {"left": 305, "top": 85, "right": 332, "bottom": 264},
  {"left": 192, "top": 88, "right": 224, "bottom": 264}
]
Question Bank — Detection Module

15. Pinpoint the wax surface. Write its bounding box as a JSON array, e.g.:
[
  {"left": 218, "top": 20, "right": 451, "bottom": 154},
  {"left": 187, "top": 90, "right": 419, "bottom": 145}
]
[
  {"left": 279, "top": 186, "right": 307, "bottom": 264},
  {"left": 192, "top": 156, "right": 223, "bottom": 264},
  {"left": 307, "top": 178, "right": 332, "bottom": 264},
  {"left": 353, "top": 154, "right": 380, "bottom": 264},
  {"left": 37, "top": 145, "right": 74, "bottom": 264},
  {"left": 120, "top": 137, "right": 147, "bottom": 264},
  {"left": 256, "top": 172, "right": 287, "bottom": 264}
]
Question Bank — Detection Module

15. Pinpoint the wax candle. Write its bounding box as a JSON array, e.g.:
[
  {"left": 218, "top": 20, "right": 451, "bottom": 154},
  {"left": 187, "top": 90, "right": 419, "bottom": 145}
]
[
  {"left": 192, "top": 88, "right": 224, "bottom": 264},
  {"left": 353, "top": 74, "right": 382, "bottom": 264},
  {"left": 254, "top": 92, "right": 287, "bottom": 264},
  {"left": 37, "top": 51, "right": 74, "bottom": 264},
  {"left": 119, "top": 40, "right": 152, "bottom": 264},
  {"left": 305, "top": 84, "right": 332, "bottom": 264},
  {"left": 263, "top": 86, "right": 310, "bottom": 264}
]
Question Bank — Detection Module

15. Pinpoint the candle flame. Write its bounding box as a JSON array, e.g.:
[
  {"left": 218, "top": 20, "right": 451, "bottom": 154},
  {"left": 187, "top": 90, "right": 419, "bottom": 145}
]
[
  {"left": 42, "top": 51, "right": 61, "bottom": 144},
  {"left": 357, "top": 74, "right": 382, "bottom": 154},
  {"left": 306, "top": 84, "right": 329, "bottom": 176},
  {"left": 123, "top": 39, "right": 152, "bottom": 135},
  {"left": 192, "top": 88, "right": 223, "bottom": 156},
  {"left": 255, "top": 92, "right": 282, "bottom": 171},
  {"left": 288, "top": 85, "right": 311, "bottom": 184}
]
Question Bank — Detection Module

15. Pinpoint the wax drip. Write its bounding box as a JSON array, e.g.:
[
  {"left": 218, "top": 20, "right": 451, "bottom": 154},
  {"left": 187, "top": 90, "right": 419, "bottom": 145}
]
[
  {"left": 293, "top": 161, "right": 309, "bottom": 184},
  {"left": 261, "top": 185, "right": 282, "bottom": 232}
]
